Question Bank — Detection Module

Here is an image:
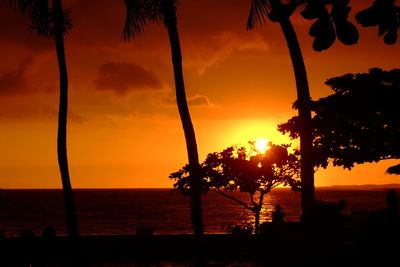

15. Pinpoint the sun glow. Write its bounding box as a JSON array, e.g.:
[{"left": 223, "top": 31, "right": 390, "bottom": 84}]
[{"left": 255, "top": 138, "right": 270, "bottom": 154}]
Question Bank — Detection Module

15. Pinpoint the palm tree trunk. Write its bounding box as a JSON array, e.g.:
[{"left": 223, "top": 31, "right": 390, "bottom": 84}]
[
  {"left": 53, "top": 0, "right": 79, "bottom": 237},
  {"left": 280, "top": 19, "right": 315, "bottom": 222},
  {"left": 162, "top": 0, "right": 204, "bottom": 235},
  {"left": 270, "top": 0, "right": 315, "bottom": 223}
]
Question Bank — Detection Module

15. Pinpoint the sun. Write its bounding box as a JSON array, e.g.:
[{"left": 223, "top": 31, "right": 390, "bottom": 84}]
[{"left": 255, "top": 138, "right": 270, "bottom": 154}]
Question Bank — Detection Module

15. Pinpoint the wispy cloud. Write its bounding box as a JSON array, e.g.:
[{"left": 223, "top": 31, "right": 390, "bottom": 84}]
[
  {"left": 184, "top": 31, "right": 269, "bottom": 75},
  {"left": 0, "top": 57, "right": 34, "bottom": 96},
  {"left": 94, "top": 62, "right": 163, "bottom": 96}
]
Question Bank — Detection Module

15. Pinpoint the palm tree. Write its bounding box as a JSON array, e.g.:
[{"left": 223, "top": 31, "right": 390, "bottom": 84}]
[
  {"left": 248, "top": 0, "right": 359, "bottom": 222},
  {"left": 123, "top": 0, "right": 203, "bottom": 234},
  {"left": 248, "top": 0, "right": 315, "bottom": 222},
  {"left": 52, "top": 0, "right": 79, "bottom": 238},
  {"left": 2, "top": 0, "right": 79, "bottom": 237}
]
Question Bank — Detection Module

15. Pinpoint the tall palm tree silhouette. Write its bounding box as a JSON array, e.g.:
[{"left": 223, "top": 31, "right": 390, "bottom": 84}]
[
  {"left": 52, "top": 0, "right": 79, "bottom": 238},
  {"left": 247, "top": 0, "right": 358, "bottom": 221},
  {"left": 2, "top": 0, "right": 79, "bottom": 237},
  {"left": 123, "top": 0, "right": 203, "bottom": 235},
  {"left": 248, "top": 0, "right": 315, "bottom": 221}
]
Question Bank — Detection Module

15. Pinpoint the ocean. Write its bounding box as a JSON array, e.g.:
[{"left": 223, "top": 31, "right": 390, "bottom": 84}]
[{"left": 0, "top": 188, "right": 392, "bottom": 237}]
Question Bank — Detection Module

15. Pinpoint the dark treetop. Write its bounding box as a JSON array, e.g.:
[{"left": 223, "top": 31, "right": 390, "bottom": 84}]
[{"left": 279, "top": 68, "right": 400, "bottom": 174}]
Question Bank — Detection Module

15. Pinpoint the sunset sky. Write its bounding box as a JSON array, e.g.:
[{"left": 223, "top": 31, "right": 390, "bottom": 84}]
[{"left": 0, "top": 0, "right": 399, "bottom": 189}]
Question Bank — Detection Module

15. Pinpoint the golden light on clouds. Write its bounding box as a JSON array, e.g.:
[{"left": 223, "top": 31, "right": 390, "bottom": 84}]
[{"left": 0, "top": 0, "right": 399, "bottom": 188}]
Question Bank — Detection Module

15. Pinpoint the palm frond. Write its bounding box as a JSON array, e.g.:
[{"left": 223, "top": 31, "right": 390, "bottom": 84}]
[
  {"left": 1, "top": 0, "right": 29, "bottom": 11},
  {"left": 247, "top": 0, "right": 271, "bottom": 30},
  {"left": 122, "top": 0, "right": 181, "bottom": 41},
  {"left": 28, "top": 0, "right": 52, "bottom": 37},
  {"left": 1, "top": 0, "right": 17, "bottom": 7},
  {"left": 122, "top": 0, "right": 151, "bottom": 41},
  {"left": 0, "top": 0, "right": 15, "bottom": 7}
]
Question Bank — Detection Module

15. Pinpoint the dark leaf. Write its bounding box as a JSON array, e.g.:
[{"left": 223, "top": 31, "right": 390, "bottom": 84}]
[
  {"left": 335, "top": 21, "right": 359, "bottom": 45},
  {"left": 311, "top": 18, "right": 336, "bottom": 51},
  {"left": 384, "top": 30, "right": 398, "bottom": 44},
  {"left": 330, "top": 0, "right": 352, "bottom": 20},
  {"left": 300, "top": 2, "right": 322, "bottom": 20},
  {"left": 355, "top": 8, "right": 380, "bottom": 27}
]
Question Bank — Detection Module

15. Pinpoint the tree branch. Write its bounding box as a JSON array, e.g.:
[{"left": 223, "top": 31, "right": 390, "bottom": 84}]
[
  {"left": 258, "top": 190, "right": 266, "bottom": 208},
  {"left": 212, "top": 188, "right": 253, "bottom": 211},
  {"left": 250, "top": 192, "right": 257, "bottom": 207}
]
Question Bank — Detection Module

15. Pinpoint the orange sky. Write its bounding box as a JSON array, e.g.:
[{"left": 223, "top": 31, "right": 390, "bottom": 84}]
[{"left": 0, "top": 0, "right": 399, "bottom": 188}]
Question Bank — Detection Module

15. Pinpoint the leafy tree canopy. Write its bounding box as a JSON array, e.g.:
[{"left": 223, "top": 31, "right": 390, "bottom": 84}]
[
  {"left": 170, "top": 142, "right": 300, "bottom": 196},
  {"left": 248, "top": 0, "right": 400, "bottom": 50},
  {"left": 279, "top": 68, "right": 400, "bottom": 174},
  {"left": 170, "top": 142, "right": 300, "bottom": 231},
  {"left": 355, "top": 0, "right": 400, "bottom": 45}
]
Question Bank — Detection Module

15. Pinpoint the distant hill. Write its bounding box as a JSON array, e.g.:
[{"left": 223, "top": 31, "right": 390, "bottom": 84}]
[{"left": 318, "top": 184, "right": 400, "bottom": 190}]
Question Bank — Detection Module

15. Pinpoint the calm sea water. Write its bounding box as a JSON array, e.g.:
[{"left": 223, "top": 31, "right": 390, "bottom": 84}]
[{"left": 0, "top": 188, "right": 391, "bottom": 237}]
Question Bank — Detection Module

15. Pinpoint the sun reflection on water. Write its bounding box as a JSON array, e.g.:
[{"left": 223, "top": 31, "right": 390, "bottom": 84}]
[{"left": 241, "top": 194, "right": 278, "bottom": 226}]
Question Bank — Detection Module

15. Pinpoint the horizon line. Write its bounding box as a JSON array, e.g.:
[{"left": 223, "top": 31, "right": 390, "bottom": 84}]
[{"left": 2, "top": 183, "right": 400, "bottom": 190}]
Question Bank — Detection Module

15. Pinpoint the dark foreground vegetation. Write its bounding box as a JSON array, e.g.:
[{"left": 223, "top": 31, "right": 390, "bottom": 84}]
[{"left": 1, "top": 205, "right": 399, "bottom": 267}]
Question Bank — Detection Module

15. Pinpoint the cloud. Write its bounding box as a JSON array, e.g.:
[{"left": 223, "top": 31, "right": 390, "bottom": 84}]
[
  {"left": 94, "top": 62, "right": 163, "bottom": 96},
  {"left": 184, "top": 31, "right": 269, "bottom": 75},
  {"left": 40, "top": 105, "right": 85, "bottom": 124},
  {"left": 187, "top": 94, "right": 215, "bottom": 107},
  {"left": 0, "top": 57, "right": 34, "bottom": 95},
  {"left": 152, "top": 92, "right": 215, "bottom": 108},
  {"left": 0, "top": 9, "right": 52, "bottom": 52},
  {"left": 0, "top": 100, "right": 84, "bottom": 123}
]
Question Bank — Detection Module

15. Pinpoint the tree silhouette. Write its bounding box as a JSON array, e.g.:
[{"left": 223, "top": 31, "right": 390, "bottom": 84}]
[
  {"left": 247, "top": 0, "right": 358, "bottom": 222},
  {"left": 356, "top": 0, "right": 400, "bottom": 45},
  {"left": 122, "top": 0, "right": 203, "bottom": 235},
  {"left": 170, "top": 142, "right": 300, "bottom": 233},
  {"left": 2, "top": 0, "right": 79, "bottom": 237},
  {"left": 279, "top": 68, "right": 400, "bottom": 175}
]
